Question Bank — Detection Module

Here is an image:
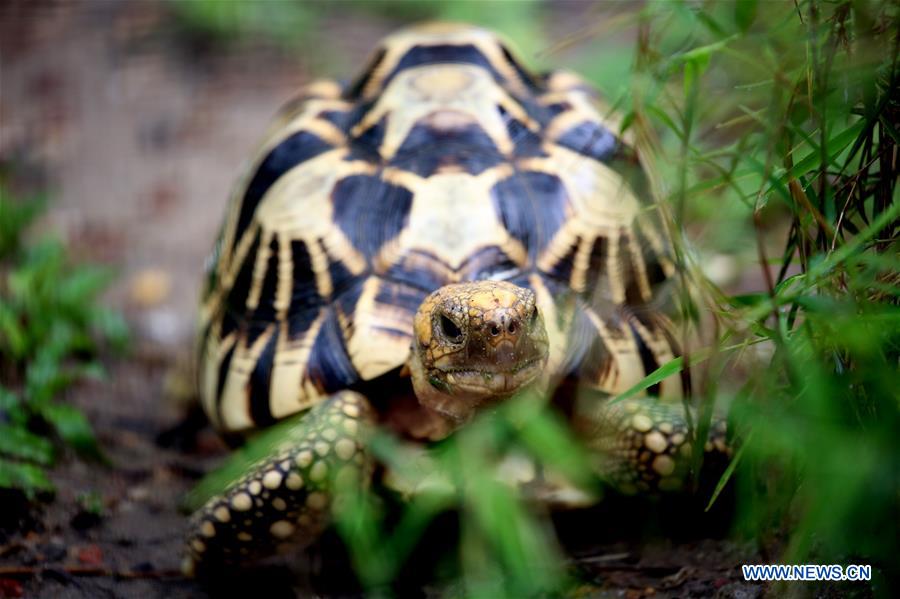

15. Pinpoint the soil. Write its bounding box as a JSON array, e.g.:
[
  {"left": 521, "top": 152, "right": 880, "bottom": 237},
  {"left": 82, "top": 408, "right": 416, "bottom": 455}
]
[{"left": 1, "top": 2, "right": 766, "bottom": 597}]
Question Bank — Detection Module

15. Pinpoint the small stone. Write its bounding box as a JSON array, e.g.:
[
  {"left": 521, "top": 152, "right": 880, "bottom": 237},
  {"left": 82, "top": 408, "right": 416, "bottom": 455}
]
[
  {"left": 129, "top": 268, "right": 171, "bottom": 307},
  {"left": 77, "top": 545, "right": 104, "bottom": 566}
]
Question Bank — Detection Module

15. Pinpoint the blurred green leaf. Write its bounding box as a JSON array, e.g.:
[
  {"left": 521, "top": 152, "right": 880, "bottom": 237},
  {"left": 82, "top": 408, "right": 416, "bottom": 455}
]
[
  {"left": 0, "top": 425, "right": 55, "bottom": 465},
  {"left": 90, "top": 308, "right": 130, "bottom": 351},
  {"left": 58, "top": 266, "right": 114, "bottom": 306},
  {"left": 705, "top": 430, "right": 750, "bottom": 512},
  {"left": 0, "top": 457, "right": 54, "bottom": 497},
  {"left": 77, "top": 490, "right": 105, "bottom": 516},
  {"left": 0, "top": 190, "right": 46, "bottom": 259},
  {"left": 734, "top": 0, "right": 758, "bottom": 32},
  {"left": 0, "top": 301, "right": 27, "bottom": 360},
  {"left": 780, "top": 120, "right": 865, "bottom": 184},
  {"left": 0, "top": 386, "right": 19, "bottom": 411},
  {"left": 503, "top": 392, "right": 596, "bottom": 493},
  {"left": 39, "top": 402, "right": 106, "bottom": 463},
  {"left": 611, "top": 356, "right": 687, "bottom": 404}
]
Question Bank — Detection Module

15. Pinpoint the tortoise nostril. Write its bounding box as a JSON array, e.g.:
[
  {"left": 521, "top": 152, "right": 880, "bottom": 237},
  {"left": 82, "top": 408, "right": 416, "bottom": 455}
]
[
  {"left": 490, "top": 324, "right": 501, "bottom": 336},
  {"left": 507, "top": 321, "right": 517, "bottom": 335}
]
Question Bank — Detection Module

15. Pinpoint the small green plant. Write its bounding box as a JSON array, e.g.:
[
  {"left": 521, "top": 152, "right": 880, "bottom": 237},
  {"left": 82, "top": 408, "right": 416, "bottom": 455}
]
[
  {"left": 0, "top": 185, "right": 128, "bottom": 498},
  {"left": 332, "top": 391, "right": 596, "bottom": 596},
  {"left": 586, "top": 0, "right": 898, "bottom": 591}
]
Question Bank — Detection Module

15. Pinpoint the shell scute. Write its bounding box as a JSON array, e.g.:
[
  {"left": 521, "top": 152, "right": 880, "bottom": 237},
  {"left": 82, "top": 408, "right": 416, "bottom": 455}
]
[
  {"left": 232, "top": 131, "right": 336, "bottom": 256},
  {"left": 331, "top": 175, "right": 414, "bottom": 259}
]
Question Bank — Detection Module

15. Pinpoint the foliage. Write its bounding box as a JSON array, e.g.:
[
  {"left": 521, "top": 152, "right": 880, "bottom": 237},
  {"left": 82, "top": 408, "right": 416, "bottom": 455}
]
[
  {"left": 599, "top": 0, "right": 899, "bottom": 591},
  {"left": 333, "top": 390, "right": 597, "bottom": 596},
  {"left": 0, "top": 186, "right": 128, "bottom": 498}
]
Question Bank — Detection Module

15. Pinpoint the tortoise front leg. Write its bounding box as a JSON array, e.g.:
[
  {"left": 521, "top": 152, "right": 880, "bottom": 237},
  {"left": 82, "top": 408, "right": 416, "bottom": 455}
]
[
  {"left": 183, "top": 390, "right": 374, "bottom": 575},
  {"left": 575, "top": 395, "right": 730, "bottom": 494},
  {"left": 571, "top": 306, "right": 731, "bottom": 494}
]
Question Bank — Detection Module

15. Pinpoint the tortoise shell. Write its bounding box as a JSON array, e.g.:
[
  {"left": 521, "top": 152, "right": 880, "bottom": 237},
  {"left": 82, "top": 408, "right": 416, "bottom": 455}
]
[{"left": 199, "top": 23, "right": 679, "bottom": 433}]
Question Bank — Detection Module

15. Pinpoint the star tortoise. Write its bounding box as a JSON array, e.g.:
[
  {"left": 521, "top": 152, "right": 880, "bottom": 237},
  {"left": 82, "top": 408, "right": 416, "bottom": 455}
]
[{"left": 184, "top": 22, "right": 730, "bottom": 573}]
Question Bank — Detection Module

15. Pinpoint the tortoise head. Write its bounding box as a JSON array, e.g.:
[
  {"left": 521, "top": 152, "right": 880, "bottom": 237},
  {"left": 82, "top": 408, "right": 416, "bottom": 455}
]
[{"left": 409, "top": 281, "right": 549, "bottom": 427}]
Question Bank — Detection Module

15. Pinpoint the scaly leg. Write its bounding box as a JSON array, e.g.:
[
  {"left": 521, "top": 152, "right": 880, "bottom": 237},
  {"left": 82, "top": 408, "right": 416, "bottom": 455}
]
[
  {"left": 183, "top": 390, "right": 373, "bottom": 575},
  {"left": 575, "top": 395, "right": 730, "bottom": 494},
  {"left": 572, "top": 305, "right": 731, "bottom": 493}
]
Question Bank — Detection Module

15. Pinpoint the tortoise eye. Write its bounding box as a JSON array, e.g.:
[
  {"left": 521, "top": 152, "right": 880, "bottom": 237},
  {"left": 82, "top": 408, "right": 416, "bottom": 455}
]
[{"left": 439, "top": 314, "right": 463, "bottom": 342}]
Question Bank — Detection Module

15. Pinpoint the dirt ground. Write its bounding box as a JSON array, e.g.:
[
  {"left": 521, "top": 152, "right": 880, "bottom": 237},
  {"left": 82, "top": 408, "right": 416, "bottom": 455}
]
[{"left": 1, "top": 2, "right": 768, "bottom": 597}]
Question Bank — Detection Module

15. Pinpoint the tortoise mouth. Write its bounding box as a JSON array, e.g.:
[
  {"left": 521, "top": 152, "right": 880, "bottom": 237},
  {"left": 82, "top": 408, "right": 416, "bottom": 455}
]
[
  {"left": 436, "top": 354, "right": 543, "bottom": 376},
  {"left": 431, "top": 354, "right": 545, "bottom": 396}
]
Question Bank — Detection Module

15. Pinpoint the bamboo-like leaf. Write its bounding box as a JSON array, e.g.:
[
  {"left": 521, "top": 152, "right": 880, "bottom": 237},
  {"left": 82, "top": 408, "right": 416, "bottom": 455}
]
[
  {"left": 611, "top": 356, "right": 686, "bottom": 404},
  {"left": 705, "top": 431, "right": 751, "bottom": 512},
  {"left": 780, "top": 121, "right": 865, "bottom": 183}
]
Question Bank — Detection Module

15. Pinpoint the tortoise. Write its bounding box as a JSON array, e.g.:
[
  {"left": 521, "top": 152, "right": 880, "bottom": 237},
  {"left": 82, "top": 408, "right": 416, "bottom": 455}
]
[{"left": 183, "top": 22, "right": 729, "bottom": 573}]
